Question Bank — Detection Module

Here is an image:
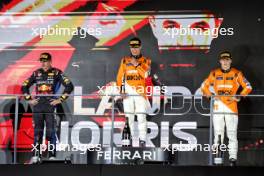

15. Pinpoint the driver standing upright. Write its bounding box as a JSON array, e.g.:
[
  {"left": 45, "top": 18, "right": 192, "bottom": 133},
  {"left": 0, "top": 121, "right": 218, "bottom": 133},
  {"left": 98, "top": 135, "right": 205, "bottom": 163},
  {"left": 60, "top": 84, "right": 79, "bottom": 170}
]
[
  {"left": 116, "top": 37, "right": 151, "bottom": 147},
  {"left": 201, "top": 51, "right": 252, "bottom": 166},
  {"left": 22, "top": 52, "right": 74, "bottom": 162}
]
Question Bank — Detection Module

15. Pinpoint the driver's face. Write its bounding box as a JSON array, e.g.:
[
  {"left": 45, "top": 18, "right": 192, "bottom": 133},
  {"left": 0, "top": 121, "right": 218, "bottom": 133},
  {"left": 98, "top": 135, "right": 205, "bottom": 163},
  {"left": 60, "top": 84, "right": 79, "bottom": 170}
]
[
  {"left": 219, "top": 58, "right": 232, "bottom": 70},
  {"left": 130, "top": 47, "right": 141, "bottom": 56},
  {"left": 41, "top": 61, "right": 52, "bottom": 70}
]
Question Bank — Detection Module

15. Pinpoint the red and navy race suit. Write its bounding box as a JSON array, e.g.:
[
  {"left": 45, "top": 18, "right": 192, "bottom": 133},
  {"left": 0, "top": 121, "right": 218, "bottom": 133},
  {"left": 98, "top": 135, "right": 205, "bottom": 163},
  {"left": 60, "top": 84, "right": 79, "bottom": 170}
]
[{"left": 21, "top": 67, "right": 73, "bottom": 152}]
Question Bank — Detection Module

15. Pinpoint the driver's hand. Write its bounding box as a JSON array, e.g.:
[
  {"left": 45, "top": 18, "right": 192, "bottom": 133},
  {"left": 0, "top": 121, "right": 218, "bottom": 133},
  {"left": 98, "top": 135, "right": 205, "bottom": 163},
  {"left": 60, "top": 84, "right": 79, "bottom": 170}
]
[
  {"left": 28, "top": 99, "right": 39, "bottom": 106},
  {"left": 50, "top": 99, "right": 62, "bottom": 106}
]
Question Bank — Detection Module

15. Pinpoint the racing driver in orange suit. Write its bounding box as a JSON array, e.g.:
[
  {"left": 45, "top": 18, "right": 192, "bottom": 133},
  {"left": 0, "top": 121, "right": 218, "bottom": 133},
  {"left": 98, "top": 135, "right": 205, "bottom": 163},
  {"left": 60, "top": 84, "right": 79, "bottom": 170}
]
[
  {"left": 201, "top": 51, "right": 252, "bottom": 166},
  {"left": 116, "top": 37, "right": 151, "bottom": 147}
]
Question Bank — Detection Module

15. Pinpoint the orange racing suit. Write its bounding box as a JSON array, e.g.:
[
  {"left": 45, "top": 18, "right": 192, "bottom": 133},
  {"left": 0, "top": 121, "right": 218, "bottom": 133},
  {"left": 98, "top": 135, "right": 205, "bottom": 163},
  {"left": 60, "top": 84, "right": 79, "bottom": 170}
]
[
  {"left": 117, "top": 56, "right": 151, "bottom": 96},
  {"left": 202, "top": 68, "right": 252, "bottom": 113},
  {"left": 201, "top": 67, "right": 252, "bottom": 160},
  {"left": 116, "top": 55, "right": 151, "bottom": 144}
]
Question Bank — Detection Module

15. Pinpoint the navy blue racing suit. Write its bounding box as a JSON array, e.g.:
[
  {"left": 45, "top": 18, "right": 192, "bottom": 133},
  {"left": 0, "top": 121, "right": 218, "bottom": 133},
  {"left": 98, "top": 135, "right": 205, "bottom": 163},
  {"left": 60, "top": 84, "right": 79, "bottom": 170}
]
[{"left": 22, "top": 67, "right": 73, "bottom": 156}]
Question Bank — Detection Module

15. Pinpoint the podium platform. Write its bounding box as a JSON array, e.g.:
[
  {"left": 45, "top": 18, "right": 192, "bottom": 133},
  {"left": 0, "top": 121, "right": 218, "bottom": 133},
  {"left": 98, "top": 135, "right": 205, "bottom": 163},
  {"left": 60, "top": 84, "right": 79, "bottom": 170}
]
[{"left": 1, "top": 165, "right": 263, "bottom": 176}]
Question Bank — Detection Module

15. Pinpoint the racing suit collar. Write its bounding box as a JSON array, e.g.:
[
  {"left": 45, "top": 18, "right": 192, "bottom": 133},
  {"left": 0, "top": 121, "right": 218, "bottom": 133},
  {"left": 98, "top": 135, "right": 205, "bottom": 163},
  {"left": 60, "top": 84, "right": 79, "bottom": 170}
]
[
  {"left": 221, "top": 67, "right": 231, "bottom": 73},
  {"left": 130, "top": 53, "right": 142, "bottom": 60},
  {"left": 40, "top": 67, "right": 53, "bottom": 73}
]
